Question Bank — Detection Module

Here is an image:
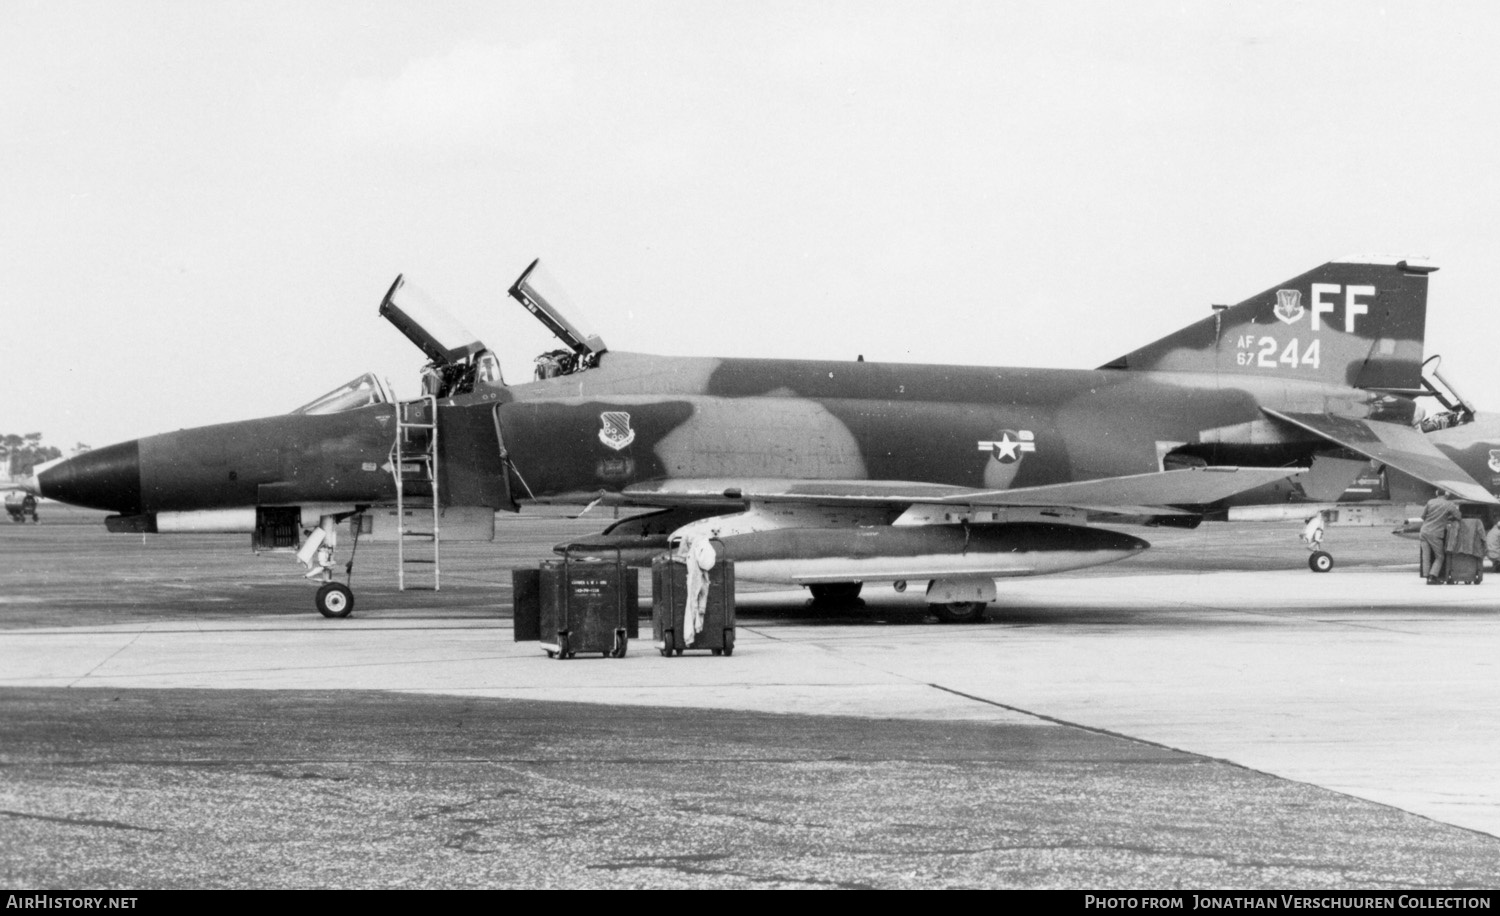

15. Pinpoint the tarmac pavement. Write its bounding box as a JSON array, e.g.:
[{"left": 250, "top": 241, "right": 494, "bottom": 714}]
[{"left": 2, "top": 507, "right": 1498, "bottom": 888}]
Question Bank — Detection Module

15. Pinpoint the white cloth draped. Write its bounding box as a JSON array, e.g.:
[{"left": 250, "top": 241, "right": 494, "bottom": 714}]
[{"left": 682, "top": 537, "right": 717, "bottom": 645}]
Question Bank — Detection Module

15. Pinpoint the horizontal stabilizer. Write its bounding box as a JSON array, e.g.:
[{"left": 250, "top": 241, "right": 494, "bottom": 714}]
[{"left": 1262, "top": 409, "right": 1498, "bottom": 504}]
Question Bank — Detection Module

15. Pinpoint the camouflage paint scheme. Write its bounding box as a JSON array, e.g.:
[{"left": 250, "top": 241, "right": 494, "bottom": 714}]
[
  {"left": 32, "top": 257, "right": 1500, "bottom": 604},
  {"left": 495, "top": 354, "right": 1408, "bottom": 505},
  {"left": 40, "top": 409, "right": 400, "bottom": 516},
  {"left": 488, "top": 257, "right": 1484, "bottom": 512}
]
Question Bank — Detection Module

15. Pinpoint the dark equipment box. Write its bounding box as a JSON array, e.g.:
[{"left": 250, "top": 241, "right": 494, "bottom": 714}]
[
  {"left": 1438, "top": 518, "right": 1487, "bottom": 585},
  {"left": 512, "top": 556, "right": 639, "bottom": 658},
  {"left": 651, "top": 554, "right": 735, "bottom": 656},
  {"left": 1443, "top": 551, "right": 1484, "bottom": 585}
]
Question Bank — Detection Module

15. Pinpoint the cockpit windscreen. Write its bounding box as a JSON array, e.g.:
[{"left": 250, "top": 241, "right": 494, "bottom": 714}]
[{"left": 292, "top": 373, "right": 393, "bottom": 415}]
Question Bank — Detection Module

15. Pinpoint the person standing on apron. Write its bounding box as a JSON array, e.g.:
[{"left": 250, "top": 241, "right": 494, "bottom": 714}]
[{"left": 1420, "top": 490, "right": 1462, "bottom": 583}]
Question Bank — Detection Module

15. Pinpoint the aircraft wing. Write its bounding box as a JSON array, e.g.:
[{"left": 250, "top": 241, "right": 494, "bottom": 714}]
[
  {"left": 618, "top": 466, "right": 1303, "bottom": 513},
  {"left": 1262, "top": 408, "right": 1499, "bottom": 505}
]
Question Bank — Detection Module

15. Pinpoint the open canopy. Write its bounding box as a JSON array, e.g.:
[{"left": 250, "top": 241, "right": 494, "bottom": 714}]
[
  {"left": 379, "top": 275, "right": 486, "bottom": 366},
  {"left": 508, "top": 258, "right": 607, "bottom": 363}
]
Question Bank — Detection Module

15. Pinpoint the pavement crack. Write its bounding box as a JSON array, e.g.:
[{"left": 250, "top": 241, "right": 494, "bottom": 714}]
[
  {"left": 247, "top": 767, "right": 352, "bottom": 782},
  {"left": 588, "top": 855, "right": 871, "bottom": 888},
  {"left": 439, "top": 828, "right": 497, "bottom": 854},
  {"left": 412, "top": 793, "right": 519, "bottom": 821},
  {"left": 927, "top": 682, "right": 1500, "bottom": 844},
  {"left": 927, "top": 683, "right": 1188, "bottom": 751},
  {"left": 673, "top": 802, "right": 828, "bottom": 830},
  {"left": 734, "top": 625, "right": 778, "bottom": 641},
  {"left": 492, "top": 762, "right": 659, "bottom": 818},
  {"left": 0, "top": 808, "right": 164, "bottom": 833},
  {"left": 67, "top": 630, "right": 146, "bottom": 687}
]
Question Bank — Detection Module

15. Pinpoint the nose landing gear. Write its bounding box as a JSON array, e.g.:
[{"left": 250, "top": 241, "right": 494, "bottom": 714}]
[
  {"left": 298, "top": 514, "right": 359, "bottom": 617},
  {"left": 1301, "top": 511, "right": 1335, "bottom": 573}
]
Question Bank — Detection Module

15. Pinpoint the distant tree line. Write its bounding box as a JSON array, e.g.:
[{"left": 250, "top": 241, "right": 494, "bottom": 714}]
[{"left": 1, "top": 433, "right": 82, "bottom": 478}]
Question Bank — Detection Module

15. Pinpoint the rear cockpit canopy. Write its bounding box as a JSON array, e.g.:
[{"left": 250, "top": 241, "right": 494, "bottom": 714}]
[
  {"left": 292, "top": 372, "right": 393, "bottom": 415},
  {"left": 508, "top": 258, "right": 608, "bottom": 380}
]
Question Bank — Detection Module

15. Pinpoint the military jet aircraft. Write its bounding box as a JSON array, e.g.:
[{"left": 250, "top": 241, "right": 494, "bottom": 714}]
[{"left": 28, "top": 255, "right": 1499, "bottom": 619}]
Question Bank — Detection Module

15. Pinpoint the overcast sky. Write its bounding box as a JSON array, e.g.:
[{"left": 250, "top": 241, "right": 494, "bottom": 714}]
[{"left": 4, "top": 0, "right": 1499, "bottom": 449}]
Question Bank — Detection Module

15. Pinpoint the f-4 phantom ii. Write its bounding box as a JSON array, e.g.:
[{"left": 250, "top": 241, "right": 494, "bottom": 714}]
[{"left": 28, "top": 256, "right": 1500, "bottom": 619}]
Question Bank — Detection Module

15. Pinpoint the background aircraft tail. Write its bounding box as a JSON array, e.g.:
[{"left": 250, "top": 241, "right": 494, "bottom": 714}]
[{"left": 1100, "top": 257, "right": 1436, "bottom": 391}]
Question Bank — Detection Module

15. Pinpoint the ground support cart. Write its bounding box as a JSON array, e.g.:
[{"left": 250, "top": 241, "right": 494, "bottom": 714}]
[
  {"left": 512, "top": 554, "right": 639, "bottom": 658},
  {"left": 5, "top": 493, "right": 38, "bottom": 523},
  {"left": 1443, "top": 551, "right": 1484, "bottom": 584},
  {"left": 651, "top": 554, "right": 735, "bottom": 656}
]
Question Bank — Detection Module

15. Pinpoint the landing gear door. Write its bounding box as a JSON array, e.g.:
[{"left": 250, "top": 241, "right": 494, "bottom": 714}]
[{"left": 379, "top": 274, "right": 485, "bottom": 366}]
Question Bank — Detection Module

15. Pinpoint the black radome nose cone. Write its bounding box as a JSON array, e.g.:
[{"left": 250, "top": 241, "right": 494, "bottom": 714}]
[{"left": 36, "top": 440, "right": 142, "bottom": 514}]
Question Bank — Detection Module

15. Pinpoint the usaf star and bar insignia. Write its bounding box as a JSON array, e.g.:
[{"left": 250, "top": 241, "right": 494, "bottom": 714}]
[{"left": 977, "top": 429, "right": 1036, "bottom": 464}]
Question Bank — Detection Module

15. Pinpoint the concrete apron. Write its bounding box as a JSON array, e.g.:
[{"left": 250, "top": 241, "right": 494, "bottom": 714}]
[{"left": 2, "top": 566, "right": 1497, "bottom": 837}]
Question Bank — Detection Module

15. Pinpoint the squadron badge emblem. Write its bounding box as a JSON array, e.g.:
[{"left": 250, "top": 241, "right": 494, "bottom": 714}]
[
  {"left": 1274, "top": 289, "right": 1304, "bottom": 324},
  {"left": 977, "top": 430, "right": 1036, "bottom": 464},
  {"left": 598, "top": 411, "right": 636, "bottom": 451},
  {"left": 1489, "top": 449, "right": 1500, "bottom": 474}
]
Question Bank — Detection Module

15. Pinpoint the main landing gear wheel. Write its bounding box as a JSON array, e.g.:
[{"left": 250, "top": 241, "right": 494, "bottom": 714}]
[
  {"left": 809, "top": 582, "right": 864, "bottom": 608},
  {"left": 1308, "top": 551, "right": 1334, "bottom": 573},
  {"left": 315, "top": 582, "right": 354, "bottom": 618},
  {"left": 931, "top": 601, "right": 987, "bottom": 624}
]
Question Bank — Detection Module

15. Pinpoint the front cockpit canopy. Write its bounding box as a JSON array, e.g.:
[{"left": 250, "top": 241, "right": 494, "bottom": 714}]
[
  {"left": 379, "top": 274, "right": 499, "bottom": 397},
  {"left": 379, "top": 275, "right": 485, "bottom": 366}
]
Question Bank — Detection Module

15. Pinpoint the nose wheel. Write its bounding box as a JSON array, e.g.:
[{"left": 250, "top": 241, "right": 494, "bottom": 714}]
[
  {"left": 1301, "top": 511, "right": 1334, "bottom": 573},
  {"left": 315, "top": 582, "right": 355, "bottom": 618},
  {"left": 299, "top": 513, "right": 362, "bottom": 618}
]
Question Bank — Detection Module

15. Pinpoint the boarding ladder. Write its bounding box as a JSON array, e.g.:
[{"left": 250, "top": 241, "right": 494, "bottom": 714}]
[{"left": 393, "top": 395, "right": 441, "bottom": 590}]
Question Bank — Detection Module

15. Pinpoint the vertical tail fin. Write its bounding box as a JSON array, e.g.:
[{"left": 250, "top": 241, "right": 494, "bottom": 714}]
[{"left": 1100, "top": 257, "right": 1437, "bottom": 390}]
